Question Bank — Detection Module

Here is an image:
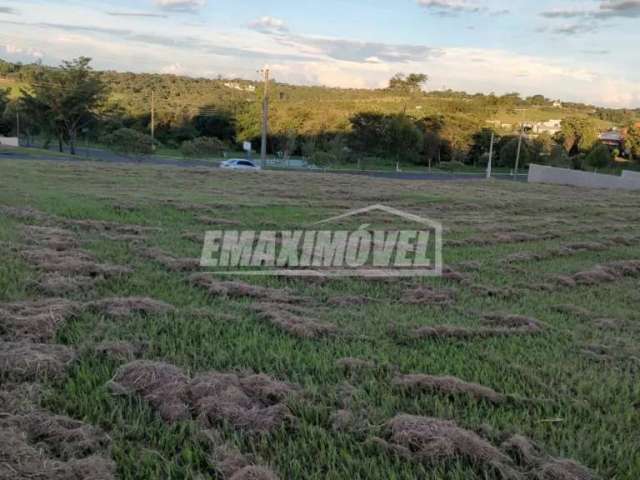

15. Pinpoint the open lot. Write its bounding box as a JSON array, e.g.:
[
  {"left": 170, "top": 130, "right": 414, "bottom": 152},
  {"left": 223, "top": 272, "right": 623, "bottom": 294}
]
[{"left": 1, "top": 159, "right": 639, "bottom": 479}]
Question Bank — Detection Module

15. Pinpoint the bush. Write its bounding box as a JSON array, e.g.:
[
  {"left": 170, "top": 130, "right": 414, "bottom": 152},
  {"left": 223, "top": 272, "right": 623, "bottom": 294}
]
[
  {"left": 437, "top": 161, "right": 466, "bottom": 172},
  {"left": 311, "top": 151, "right": 336, "bottom": 168},
  {"left": 549, "top": 145, "right": 570, "bottom": 167},
  {"left": 103, "top": 128, "right": 154, "bottom": 156},
  {"left": 181, "top": 137, "right": 225, "bottom": 158},
  {"left": 585, "top": 143, "right": 611, "bottom": 169}
]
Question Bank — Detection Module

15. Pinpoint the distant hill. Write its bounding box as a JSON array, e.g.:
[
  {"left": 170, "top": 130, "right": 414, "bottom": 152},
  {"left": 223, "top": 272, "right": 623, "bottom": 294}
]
[{"left": 1, "top": 56, "right": 638, "bottom": 151}]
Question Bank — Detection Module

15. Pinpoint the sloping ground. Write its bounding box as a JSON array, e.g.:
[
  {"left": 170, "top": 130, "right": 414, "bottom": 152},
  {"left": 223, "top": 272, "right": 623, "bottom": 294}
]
[{"left": 0, "top": 159, "right": 639, "bottom": 479}]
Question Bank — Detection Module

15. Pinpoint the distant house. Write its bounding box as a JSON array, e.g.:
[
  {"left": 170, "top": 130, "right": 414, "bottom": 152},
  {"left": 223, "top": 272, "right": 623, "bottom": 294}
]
[
  {"left": 223, "top": 82, "right": 256, "bottom": 93},
  {"left": 532, "top": 119, "right": 562, "bottom": 136},
  {"left": 599, "top": 130, "right": 625, "bottom": 151},
  {"left": 552, "top": 100, "right": 562, "bottom": 108}
]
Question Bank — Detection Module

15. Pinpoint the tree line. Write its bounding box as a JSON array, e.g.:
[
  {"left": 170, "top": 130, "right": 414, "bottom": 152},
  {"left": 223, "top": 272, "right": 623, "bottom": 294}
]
[{"left": 1, "top": 57, "right": 639, "bottom": 169}]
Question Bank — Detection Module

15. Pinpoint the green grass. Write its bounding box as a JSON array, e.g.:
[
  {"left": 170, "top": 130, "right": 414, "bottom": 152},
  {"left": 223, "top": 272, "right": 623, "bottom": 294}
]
[{"left": 0, "top": 159, "right": 639, "bottom": 479}]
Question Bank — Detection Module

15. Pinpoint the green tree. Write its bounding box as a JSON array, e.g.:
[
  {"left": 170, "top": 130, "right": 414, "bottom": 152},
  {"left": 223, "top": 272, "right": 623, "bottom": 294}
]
[
  {"left": 624, "top": 124, "right": 640, "bottom": 161},
  {"left": 549, "top": 144, "right": 570, "bottom": 167},
  {"left": 22, "top": 57, "right": 107, "bottom": 154},
  {"left": 499, "top": 137, "right": 530, "bottom": 168},
  {"left": 385, "top": 115, "right": 423, "bottom": 165},
  {"left": 585, "top": 143, "right": 611, "bottom": 170},
  {"left": 559, "top": 117, "right": 598, "bottom": 154},
  {"left": 531, "top": 132, "right": 555, "bottom": 164},
  {"left": 181, "top": 136, "right": 225, "bottom": 158},
  {"left": 104, "top": 128, "right": 154, "bottom": 158},
  {"left": 388, "top": 73, "right": 428, "bottom": 93},
  {"left": 0, "top": 88, "right": 11, "bottom": 136}
]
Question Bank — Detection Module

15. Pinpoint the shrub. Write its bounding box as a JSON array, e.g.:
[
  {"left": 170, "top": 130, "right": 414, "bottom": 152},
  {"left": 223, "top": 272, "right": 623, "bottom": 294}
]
[
  {"left": 311, "top": 151, "right": 336, "bottom": 168},
  {"left": 585, "top": 143, "right": 611, "bottom": 169},
  {"left": 181, "top": 137, "right": 225, "bottom": 158},
  {"left": 437, "top": 161, "right": 466, "bottom": 172},
  {"left": 103, "top": 128, "right": 154, "bottom": 156}
]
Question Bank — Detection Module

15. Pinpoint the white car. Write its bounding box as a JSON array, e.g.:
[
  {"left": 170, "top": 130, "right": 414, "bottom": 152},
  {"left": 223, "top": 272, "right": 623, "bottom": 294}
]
[{"left": 220, "top": 159, "right": 262, "bottom": 170}]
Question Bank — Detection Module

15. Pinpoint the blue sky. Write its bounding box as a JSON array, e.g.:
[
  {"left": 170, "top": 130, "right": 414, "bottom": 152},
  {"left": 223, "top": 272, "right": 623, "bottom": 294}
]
[{"left": 0, "top": 0, "right": 638, "bottom": 107}]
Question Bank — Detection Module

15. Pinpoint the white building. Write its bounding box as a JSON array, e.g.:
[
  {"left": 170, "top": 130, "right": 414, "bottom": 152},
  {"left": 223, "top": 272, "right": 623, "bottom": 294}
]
[
  {"left": 532, "top": 119, "right": 562, "bottom": 135},
  {"left": 0, "top": 136, "right": 19, "bottom": 147}
]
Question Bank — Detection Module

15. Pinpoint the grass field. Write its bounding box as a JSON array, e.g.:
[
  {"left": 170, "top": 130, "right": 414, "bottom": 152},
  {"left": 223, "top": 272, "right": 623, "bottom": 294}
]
[{"left": 1, "top": 159, "right": 639, "bottom": 479}]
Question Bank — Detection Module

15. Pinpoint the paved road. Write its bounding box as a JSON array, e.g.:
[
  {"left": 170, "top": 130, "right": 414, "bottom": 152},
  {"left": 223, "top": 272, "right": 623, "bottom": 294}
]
[{"left": 0, "top": 147, "right": 528, "bottom": 182}]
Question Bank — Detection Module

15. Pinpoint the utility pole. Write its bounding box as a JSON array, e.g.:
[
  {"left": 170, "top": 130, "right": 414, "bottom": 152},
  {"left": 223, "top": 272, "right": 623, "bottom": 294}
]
[
  {"left": 514, "top": 108, "right": 527, "bottom": 178},
  {"left": 150, "top": 91, "right": 156, "bottom": 152},
  {"left": 486, "top": 131, "right": 494, "bottom": 179},
  {"left": 514, "top": 123, "right": 524, "bottom": 177},
  {"left": 260, "top": 68, "right": 270, "bottom": 165},
  {"left": 16, "top": 110, "right": 20, "bottom": 147}
]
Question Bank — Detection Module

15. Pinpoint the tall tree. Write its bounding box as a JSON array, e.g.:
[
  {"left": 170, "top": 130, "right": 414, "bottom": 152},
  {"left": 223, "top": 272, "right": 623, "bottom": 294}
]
[
  {"left": 558, "top": 117, "right": 598, "bottom": 155},
  {"left": 23, "top": 57, "right": 107, "bottom": 154},
  {"left": 388, "top": 73, "right": 428, "bottom": 93},
  {"left": 0, "top": 88, "right": 10, "bottom": 136},
  {"left": 624, "top": 124, "right": 640, "bottom": 161}
]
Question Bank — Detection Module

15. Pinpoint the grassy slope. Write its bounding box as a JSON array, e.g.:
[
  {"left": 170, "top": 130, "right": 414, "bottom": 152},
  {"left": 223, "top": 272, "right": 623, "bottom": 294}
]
[
  {"left": 0, "top": 73, "right": 613, "bottom": 135},
  {"left": 1, "top": 160, "right": 639, "bottom": 479}
]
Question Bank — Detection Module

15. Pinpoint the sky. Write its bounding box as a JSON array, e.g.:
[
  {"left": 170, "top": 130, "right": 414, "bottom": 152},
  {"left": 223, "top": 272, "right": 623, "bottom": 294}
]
[{"left": 0, "top": 0, "right": 639, "bottom": 108}]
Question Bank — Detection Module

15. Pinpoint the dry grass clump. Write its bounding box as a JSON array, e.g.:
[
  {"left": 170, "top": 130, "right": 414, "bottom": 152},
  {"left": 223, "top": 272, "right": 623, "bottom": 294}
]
[
  {"left": 84, "top": 296, "right": 175, "bottom": 318},
  {"left": 572, "top": 267, "right": 618, "bottom": 285},
  {"left": 372, "top": 417, "right": 597, "bottom": 479},
  {"left": 201, "top": 428, "right": 281, "bottom": 479},
  {"left": 553, "top": 259, "right": 640, "bottom": 288},
  {"left": 471, "top": 284, "right": 518, "bottom": 300},
  {"left": 109, "top": 361, "right": 299, "bottom": 432},
  {"left": 64, "top": 218, "right": 156, "bottom": 237},
  {"left": 409, "top": 321, "right": 542, "bottom": 341},
  {"left": 500, "top": 435, "right": 596, "bottom": 480},
  {"left": 505, "top": 252, "right": 545, "bottom": 263},
  {"left": 22, "top": 247, "right": 132, "bottom": 278},
  {"left": 552, "top": 304, "right": 592, "bottom": 319},
  {"left": 23, "top": 225, "right": 79, "bottom": 250},
  {"left": 0, "top": 205, "right": 54, "bottom": 222},
  {"left": 189, "top": 372, "right": 298, "bottom": 433},
  {"left": 330, "top": 409, "right": 371, "bottom": 436},
  {"left": 328, "top": 295, "right": 375, "bottom": 307},
  {"left": 455, "top": 260, "right": 482, "bottom": 272},
  {"left": 558, "top": 242, "right": 608, "bottom": 254},
  {"left": 181, "top": 231, "right": 205, "bottom": 243},
  {"left": 251, "top": 303, "right": 338, "bottom": 339},
  {"left": 401, "top": 286, "right": 456, "bottom": 306},
  {"left": 141, "top": 247, "right": 200, "bottom": 272},
  {"left": 481, "top": 313, "right": 544, "bottom": 331},
  {"left": 0, "top": 342, "right": 75, "bottom": 381},
  {"left": 0, "top": 425, "right": 116, "bottom": 479},
  {"left": 190, "top": 274, "right": 301, "bottom": 303},
  {"left": 19, "top": 412, "right": 111, "bottom": 461},
  {"left": 441, "top": 266, "right": 469, "bottom": 283},
  {"left": 32, "top": 273, "right": 97, "bottom": 295},
  {"left": 229, "top": 466, "right": 280, "bottom": 480},
  {"left": 336, "top": 357, "right": 376, "bottom": 372},
  {"left": 392, "top": 374, "right": 505, "bottom": 403},
  {"left": 0, "top": 382, "right": 42, "bottom": 415},
  {"left": 494, "top": 232, "right": 543, "bottom": 243},
  {"left": 0, "top": 412, "right": 115, "bottom": 480},
  {"left": 0, "top": 298, "right": 79, "bottom": 342},
  {"left": 108, "top": 360, "right": 191, "bottom": 423},
  {"left": 371, "top": 415, "right": 516, "bottom": 478},
  {"left": 537, "top": 459, "right": 597, "bottom": 480}
]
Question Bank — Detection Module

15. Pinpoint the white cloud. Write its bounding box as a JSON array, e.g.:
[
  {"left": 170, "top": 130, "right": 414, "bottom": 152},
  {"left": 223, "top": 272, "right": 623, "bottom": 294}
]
[
  {"left": 161, "top": 63, "right": 187, "bottom": 75},
  {"left": 248, "top": 16, "right": 288, "bottom": 33},
  {"left": 3, "top": 43, "right": 44, "bottom": 58},
  {"left": 0, "top": 2, "right": 637, "bottom": 108},
  {"left": 154, "top": 0, "right": 205, "bottom": 12}
]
